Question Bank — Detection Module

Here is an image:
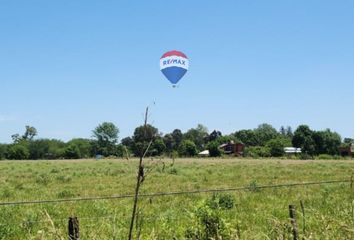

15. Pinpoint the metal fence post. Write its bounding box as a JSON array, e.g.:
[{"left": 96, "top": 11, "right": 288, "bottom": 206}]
[
  {"left": 68, "top": 216, "right": 80, "bottom": 240},
  {"left": 289, "top": 205, "right": 299, "bottom": 240}
]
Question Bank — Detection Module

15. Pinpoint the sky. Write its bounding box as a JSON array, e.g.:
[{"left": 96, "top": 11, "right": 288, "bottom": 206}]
[{"left": 0, "top": 0, "right": 353, "bottom": 143}]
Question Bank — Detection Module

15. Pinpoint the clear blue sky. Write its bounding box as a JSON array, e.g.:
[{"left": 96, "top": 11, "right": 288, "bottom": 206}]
[{"left": 1, "top": 1, "right": 353, "bottom": 143}]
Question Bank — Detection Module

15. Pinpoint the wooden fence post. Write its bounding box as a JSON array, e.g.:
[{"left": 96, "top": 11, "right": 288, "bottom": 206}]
[
  {"left": 289, "top": 205, "right": 299, "bottom": 240},
  {"left": 350, "top": 173, "right": 353, "bottom": 189},
  {"left": 68, "top": 216, "right": 80, "bottom": 240}
]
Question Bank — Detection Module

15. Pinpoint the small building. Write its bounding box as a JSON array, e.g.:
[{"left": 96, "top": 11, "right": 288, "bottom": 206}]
[
  {"left": 284, "top": 147, "right": 302, "bottom": 154},
  {"left": 219, "top": 141, "right": 245, "bottom": 156},
  {"left": 339, "top": 144, "right": 354, "bottom": 157},
  {"left": 198, "top": 150, "right": 210, "bottom": 157}
]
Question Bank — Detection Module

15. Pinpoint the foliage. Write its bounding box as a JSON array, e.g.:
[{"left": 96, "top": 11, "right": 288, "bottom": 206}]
[
  {"left": 292, "top": 125, "right": 316, "bottom": 155},
  {"left": 0, "top": 144, "right": 7, "bottom": 160},
  {"left": 313, "top": 129, "right": 341, "bottom": 155},
  {"left": 5, "top": 144, "right": 30, "bottom": 160},
  {"left": 179, "top": 140, "right": 197, "bottom": 157},
  {"left": 92, "top": 122, "right": 119, "bottom": 156},
  {"left": 207, "top": 141, "right": 222, "bottom": 157},
  {"left": 64, "top": 144, "right": 81, "bottom": 159},
  {"left": 184, "top": 124, "right": 209, "bottom": 151},
  {"left": 244, "top": 146, "right": 271, "bottom": 158},
  {"left": 266, "top": 137, "right": 290, "bottom": 157},
  {"left": 131, "top": 124, "right": 159, "bottom": 157}
]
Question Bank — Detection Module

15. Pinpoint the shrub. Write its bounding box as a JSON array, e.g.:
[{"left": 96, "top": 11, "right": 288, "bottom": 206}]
[
  {"left": 185, "top": 203, "right": 231, "bottom": 240},
  {"left": 244, "top": 146, "right": 271, "bottom": 158},
  {"left": 6, "top": 144, "right": 29, "bottom": 160},
  {"left": 207, "top": 141, "right": 222, "bottom": 157},
  {"left": 206, "top": 193, "right": 235, "bottom": 210}
]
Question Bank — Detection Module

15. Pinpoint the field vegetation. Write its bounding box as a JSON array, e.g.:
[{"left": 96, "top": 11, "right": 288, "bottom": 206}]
[{"left": 0, "top": 158, "right": 353, "bottom": 239}]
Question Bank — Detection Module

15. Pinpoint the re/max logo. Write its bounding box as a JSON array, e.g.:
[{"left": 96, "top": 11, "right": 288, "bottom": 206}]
[{"left": 163, "top": 59, "right": 186, "bottom": 66}]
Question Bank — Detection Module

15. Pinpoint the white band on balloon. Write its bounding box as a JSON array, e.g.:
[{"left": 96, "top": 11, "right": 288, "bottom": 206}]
[{"left": 160, "top": 56, "right": 189, "bottom": 70}]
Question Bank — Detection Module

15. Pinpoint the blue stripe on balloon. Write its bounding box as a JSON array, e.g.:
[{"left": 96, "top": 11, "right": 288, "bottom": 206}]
[{"left": 161, "top": 67, "right": 187, "bottom": 84}]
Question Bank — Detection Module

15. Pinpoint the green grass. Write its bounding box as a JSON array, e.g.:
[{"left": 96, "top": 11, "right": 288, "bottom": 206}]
[{"left": 0, "top": 158, "right": 353, "bottom": 239}]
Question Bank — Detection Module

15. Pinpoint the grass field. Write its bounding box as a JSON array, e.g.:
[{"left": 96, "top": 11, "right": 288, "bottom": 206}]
[{"left": 0, "top": 158, "right": 353, "bottom": 239}]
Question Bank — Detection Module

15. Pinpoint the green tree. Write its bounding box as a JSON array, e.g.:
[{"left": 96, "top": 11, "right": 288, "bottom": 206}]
[
  {"left": 6, "top": 144, "right": 30, "bottom": 160},
  {"left": 266, "top": 137, "right": 290, "bottom": 157},
  {"left": 151, "top": 137, "right": 166, "bottom": 156},
  {"left": 0, "top": 144, "right": 7, "bottom": 160},
  {"left": 184, "top": 124, "right": 208, "bottom": 151},
  {"left": 254, "top": 123, "right": 279, "bottom": 146},
  {"left": 292, "top": 125, "right": 316, "bottom": 155},
  {"left": 207, "top": 141, "right": 222, "bottom": 157},
  {"left": 163, "top": 134, "right": 174, "bottom": 153},
  {"left": 313, "top": 129, "right": 341, "bottom": 155},
  {"left": 92, "top": 122, "right": 119, "bottom": 156},
  {"left": 234, "top": 129, "right": 258, "bottom": 146},
  {"left": 28, "top": 139, "right": 65, "bottom": 159},
  {"left": 22, "top": 126, "right": 37, "bottom": 140},
  {"left": 66, "top": 138, "right": 92, "bottom": 158},
  {"left": 64, "top": 144, "right": 81, "bottom": 159},
  {"left": 131, "top": 124, "right": 159, "bottom": 156},
  {"left": 179, "top": 140, "right": 197, "bottom": 157},
  {"left": 171, "top": 129, "right": 183, "bottom": 150}
]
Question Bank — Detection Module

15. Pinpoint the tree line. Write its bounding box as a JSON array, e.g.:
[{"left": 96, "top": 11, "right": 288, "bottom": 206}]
[{"left": 0, "top": 123, "right": 352, "bottom": 160}]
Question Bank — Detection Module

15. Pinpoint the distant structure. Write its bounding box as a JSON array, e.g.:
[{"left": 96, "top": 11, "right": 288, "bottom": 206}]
[
  {"left": 198, "top": 150, "right": 210, "bottom": 157},
  {"left": 284, "top": 147, "right": 302, "bottom": 154},
  {"left": 219, "top": 141, "right": 245, "bottom": 157},
  {"left": 339, "top": 144, "right": 354, "bottom": 157}
]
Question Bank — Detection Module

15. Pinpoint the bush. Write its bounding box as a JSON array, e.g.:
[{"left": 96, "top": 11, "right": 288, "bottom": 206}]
[
  {"left": 244, "top": 146, "right": 271, "bottom": 158},
  {"left": 185, "top": 203, "right": 232, "bottom": 240},
  {"left": 64, "top": 144, "right": 81, "bottom": 159},
  {"left": 207, "top": 141, "right": 221, "bottom": 157},
  {"left": 317, "top": 154, "right": 333, "bottom": 160},
  {"left": 179, "top": 140, "right": 197, "bottom": 157},
  {"left": 6, "top": 144, "right": 29, "bottom": 160},
  {"left": 0, "top": 144, "right": 7, "bottom": 160},
  {"left": 206, "top": 193, "right": 235, "bottom": 210}
]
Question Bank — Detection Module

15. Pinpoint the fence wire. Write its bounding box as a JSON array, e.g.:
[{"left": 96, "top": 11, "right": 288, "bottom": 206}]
[{"left": 0, "top": 179, "right": 351, "bottom": 207}]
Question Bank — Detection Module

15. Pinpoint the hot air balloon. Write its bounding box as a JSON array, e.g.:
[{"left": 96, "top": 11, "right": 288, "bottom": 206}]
[{"left": 160, "top": 50, "right": 189, "bottom": 87}]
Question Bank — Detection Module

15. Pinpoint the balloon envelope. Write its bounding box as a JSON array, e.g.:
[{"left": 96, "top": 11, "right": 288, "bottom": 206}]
[{"left": 160, "top": 50, "right": 189, "bottom": 85}]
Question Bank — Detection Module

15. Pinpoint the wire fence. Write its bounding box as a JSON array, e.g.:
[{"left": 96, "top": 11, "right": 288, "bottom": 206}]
[{"left": 0, "top": 179, "right": 351, "bottom": 206}]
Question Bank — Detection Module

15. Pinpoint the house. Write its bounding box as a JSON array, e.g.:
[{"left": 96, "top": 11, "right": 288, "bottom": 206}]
[
  {"left": 198, "top": 150, "right": 210, "bottom": 157},
  {"left": 284, "top": 147, "right": 302, "bottom": 154},
  {"left": 339, "top": 144, "right": 354, "bottom": 157},
  {"left": 219, "top": 141, "right": 244, "bottom": 156}
]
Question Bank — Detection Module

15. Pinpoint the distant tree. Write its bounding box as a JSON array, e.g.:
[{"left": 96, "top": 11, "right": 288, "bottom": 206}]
[
  {"left": 11, "top": 134, "right": 21, "bottom": 143},
  {"left": 254, "top": 123, "right": 279, "bottom": 146},
  {"left": 207, "top": 141, "right": 222, "bottom": 157},
  {"left": 92, "top": 122, "right": 119, "bottom": 156},
  {"left": 184, "top": 124, "right": 209, "bottom": 151},
  {"left": 343, "top": 138, "right": 354, "bottom": 145},
  {"left": 266, "top": 137, "right": 290, "bottom": 157},
  {"left": 64, "top": 144, "right": 81, "bottom": 159},
  {"left": 151, "top": 137, "right": 166, "bottom": 156},
  {"left": 163, "top": 134, "right": 174, "bottom": 153},
  {"left": 244, "top": 146, "right": 271, "bottom": 158},
  {"left": 171, "top": 129, "right": 183, "bottom": 149},
  {"left": 131, "top": 124, "right": 159, "bottom": 156},
  {"left": 22, "top": 126, "right": 37, "bottom": 140},
  {"left": 234, "top": 129, "right": 258, "bottom": 146},
  {"left": 179, "top": 140, "right": 197, "bottom": 157},
  {"left": 313, "top": 129, "right": 341, "bottom": 155},
  {"left": 121, "top": 137, "right": 134, "bottom": 150},
  {"left": 292, "top": 125, "right": 316, "bottom": 155},
  {"left": 208, "top": 130, "right": 222, "bottom": 142},
  {"left": 28, "top": 139, "right": 66, "bottom": 159},
  {"left": 0, "top": 144, "right": 7, "bottom": 160},
  {"left": 6, "top": 144, "right": 30, "bottom": 160},
  {"left": 66, "top": 138, "right": 92, "bottom": 158}
]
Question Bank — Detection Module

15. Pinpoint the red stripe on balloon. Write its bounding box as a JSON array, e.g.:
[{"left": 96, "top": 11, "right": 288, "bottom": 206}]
[{"left": 161, "top": 50, "right": 188, "bottom": 59}]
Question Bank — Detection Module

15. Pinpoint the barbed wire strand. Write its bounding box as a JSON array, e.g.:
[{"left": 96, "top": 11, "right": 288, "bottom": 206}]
[{"left": 0, "top": 179, "right": 350, "bottom": 207}]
